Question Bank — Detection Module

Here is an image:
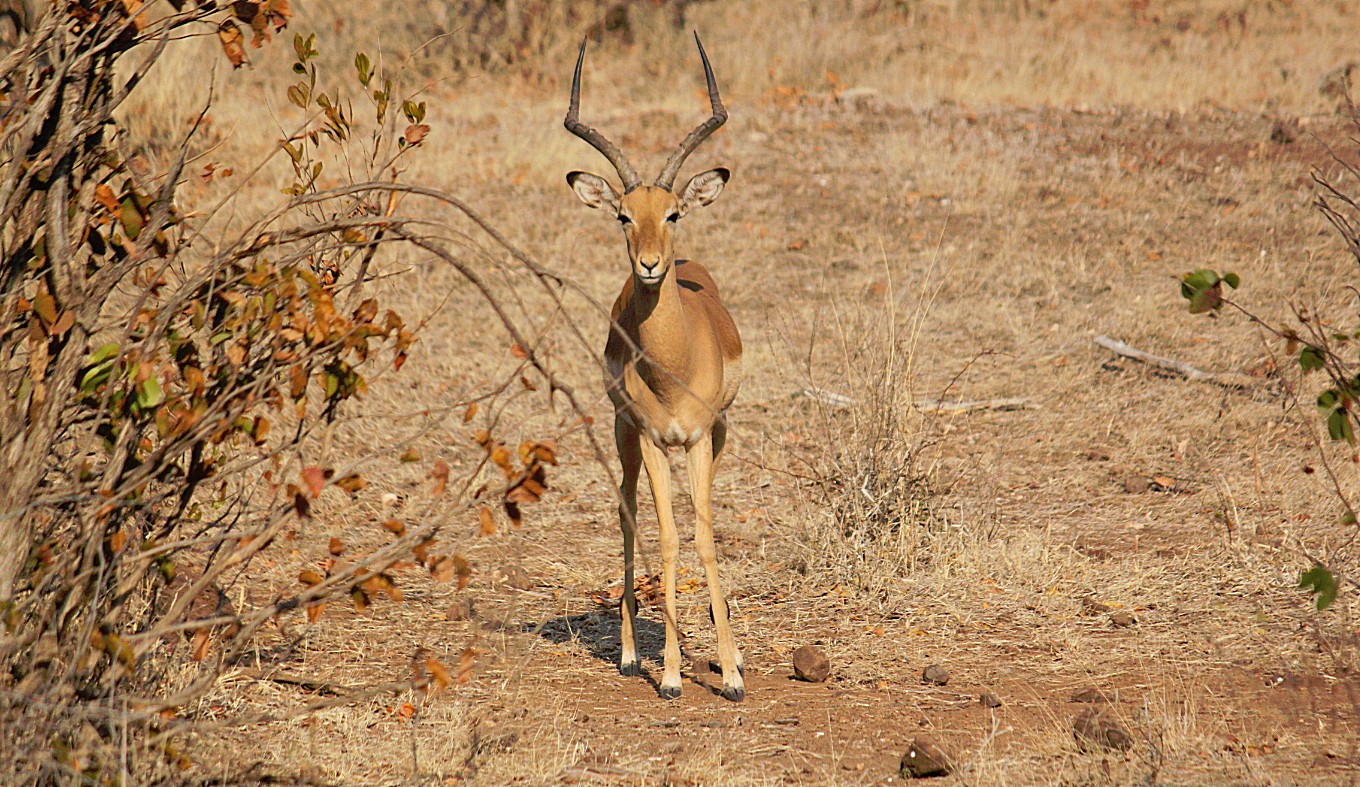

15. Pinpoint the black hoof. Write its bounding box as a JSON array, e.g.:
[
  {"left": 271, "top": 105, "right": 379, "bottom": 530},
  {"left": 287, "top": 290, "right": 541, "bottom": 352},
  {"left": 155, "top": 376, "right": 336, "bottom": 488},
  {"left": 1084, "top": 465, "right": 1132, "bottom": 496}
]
[
  {"left": 619, "top": 661, "right": 641, "bottom": 677},
  {"left": 659, "top": 685, "right": 682, "bottom": 700},
  {"left": 720, "top": 685, "right": 745, "bottom": 702}
]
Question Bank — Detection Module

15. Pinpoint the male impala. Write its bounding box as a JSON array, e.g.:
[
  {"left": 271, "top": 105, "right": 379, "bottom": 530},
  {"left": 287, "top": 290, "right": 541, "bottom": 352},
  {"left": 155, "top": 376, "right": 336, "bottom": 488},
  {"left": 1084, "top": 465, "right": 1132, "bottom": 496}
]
[{"left": 565, "top": 34, "right": 744, "bottom": 701}]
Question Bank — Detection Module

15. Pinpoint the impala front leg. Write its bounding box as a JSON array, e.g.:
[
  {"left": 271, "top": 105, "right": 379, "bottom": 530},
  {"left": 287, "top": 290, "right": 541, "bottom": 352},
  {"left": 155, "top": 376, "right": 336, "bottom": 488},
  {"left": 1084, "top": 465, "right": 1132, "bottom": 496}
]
[
  {"left": 615, "top": 417, "right": 642, "bottom": 677},
  {"left": 638, "top": 434, "right": 683, "bottom": 699},
  {"left": 687, "top": 426, "right": 744, "bottom": 701}
]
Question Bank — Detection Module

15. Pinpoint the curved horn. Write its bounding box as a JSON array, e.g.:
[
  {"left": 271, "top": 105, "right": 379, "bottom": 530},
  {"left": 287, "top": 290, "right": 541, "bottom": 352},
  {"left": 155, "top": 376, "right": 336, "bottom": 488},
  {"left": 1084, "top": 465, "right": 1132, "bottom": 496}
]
[
  {"left": 655, "top": 32, "right": 728, "bottom": 191},
  {"left": 564, "top": 38, "right": 641, "bottom": 192}
]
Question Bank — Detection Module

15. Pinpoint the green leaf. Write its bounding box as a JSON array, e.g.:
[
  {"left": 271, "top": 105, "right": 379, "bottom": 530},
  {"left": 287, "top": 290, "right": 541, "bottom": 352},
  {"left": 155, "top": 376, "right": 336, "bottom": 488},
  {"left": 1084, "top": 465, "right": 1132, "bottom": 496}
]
[
  {"left": 86, "top": 343, "right": 120, "bottom": 366},
  {"left": 293, "top": 32, "right": 306, "bottom": 61},
  {"left": 1317, "top": 389, "right": 1339, "bottom": 413},
  {"left": 137, "top": 377, "right": 164, "bottom": 409},
  {"left": 1326, "top": 408, "right": 1355, "bottom": 443},
  {"left": 1222, "top": 272, "right": 1240, "bottom": 289},
  {"left": 1300, "top": 345, "right": 1326, "bottom": 371},
  {"left": 355, "top": 52, "right": 372, "bottom": 86},
  {"left": 1298, "top": 565, "right": 1338, "bottom": 611}
]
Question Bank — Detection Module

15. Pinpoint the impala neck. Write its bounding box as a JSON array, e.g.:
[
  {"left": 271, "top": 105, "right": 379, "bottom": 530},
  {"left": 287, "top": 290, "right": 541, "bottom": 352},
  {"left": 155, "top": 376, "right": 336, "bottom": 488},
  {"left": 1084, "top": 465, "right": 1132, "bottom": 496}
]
[{"left": 627, "top": 263, "right": 693, "bottom": 379}]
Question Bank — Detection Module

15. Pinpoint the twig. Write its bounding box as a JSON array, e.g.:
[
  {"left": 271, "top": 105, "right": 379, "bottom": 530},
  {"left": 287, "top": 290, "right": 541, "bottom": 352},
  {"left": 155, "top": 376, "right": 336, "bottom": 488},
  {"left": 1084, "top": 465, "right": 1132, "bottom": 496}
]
[
  {"left": 914, "top": 397, "right": 1035, "bottom": 414},
  {"left": 1094, "top": 335, "right": 1251, "bottom": 388},
  {"left": 233, "top": 668, "right": 355, "bottom": 697},
  {"left": 796, "top": 387, "right": 1034, "bottom": 413}
]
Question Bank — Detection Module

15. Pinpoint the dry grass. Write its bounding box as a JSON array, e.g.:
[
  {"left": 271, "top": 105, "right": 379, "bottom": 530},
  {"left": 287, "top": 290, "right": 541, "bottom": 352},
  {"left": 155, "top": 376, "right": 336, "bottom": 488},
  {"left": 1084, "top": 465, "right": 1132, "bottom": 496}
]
[{"left": 77, "top": 1, "right": 1360, "bottom": 783}]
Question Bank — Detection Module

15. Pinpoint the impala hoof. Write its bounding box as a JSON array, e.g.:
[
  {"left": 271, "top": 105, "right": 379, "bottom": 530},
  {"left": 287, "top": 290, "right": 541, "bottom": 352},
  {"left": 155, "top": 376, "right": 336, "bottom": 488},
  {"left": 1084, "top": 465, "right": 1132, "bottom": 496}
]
[
  {"left": 619, "top": 661, "right": 641, "bottom": 677},
  {"left": 659, "top": 685, "right": 682, "bottom": 700},
  {"left": 720, "top": 685, "right": 745, "bottom": 702}
]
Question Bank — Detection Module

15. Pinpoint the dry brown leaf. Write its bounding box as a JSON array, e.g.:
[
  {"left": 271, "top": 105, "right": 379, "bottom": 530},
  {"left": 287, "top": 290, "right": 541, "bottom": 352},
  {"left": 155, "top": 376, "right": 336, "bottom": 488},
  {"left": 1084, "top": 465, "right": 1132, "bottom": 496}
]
[
  {"left": 301, "top": 466, "right": 326, "bottom": 498},
  {"left": 462, "top": 402, "right": 478, "bottom": 423},
  {"left": 425, "top": 657, "right": 452, "bottom": 694},
  {"left": 383, "top": 519, "right": 406, "bottom": 536},
  {"left": 217, "top": 20, "right": 248, "bottom": 68},
  {"left": 455, "top": 647, "right": 481, "bottom": 685},
  {"left": 431, "top": 458, "right": 450, "bottom": 496},
  {"left": 298, "top": 569, "right": 324, "bottom": 587},
  {"left": 478, "top": 506, "right": 495, "bottom": 537},
  {"left": 404, "top": 124, "right": 430, "bottom": 145},
  {"left": 191, "top": 630, "right": 211, "bottom": 662},
  {"left": 335, "top": 474, "right": 366, "bottom": 495},
  {"left": 328, "top": 537, "right": 345, "bottom": 556},
  {"left": 305, "top": 602, "right": 325, "bottom": 622}
]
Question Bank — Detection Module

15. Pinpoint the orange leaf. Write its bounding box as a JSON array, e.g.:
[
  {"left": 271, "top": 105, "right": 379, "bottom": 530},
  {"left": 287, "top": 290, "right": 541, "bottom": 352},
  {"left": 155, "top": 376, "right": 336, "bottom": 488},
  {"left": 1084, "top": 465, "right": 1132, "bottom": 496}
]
[
  {"left": 425, "top": 657, "right": 452, "bottom": 694},
  {"left": 413, "top": 537, "right": 436, "bottom": 565},
  {"left": 301, "top": 466, "right": 326, "bottom": 498},
  {"left": 404, "top": 124, "right": 430, "bottom": 145},
  {"left": 94, "top": 184, "right": 119, "bottom": 215},
  {"left": 217, "top": 20, "right": 248, "bottom": 68},
  {"left": 335, "top": 474, "right": 366, "bottom": 495},
  {"left": 455, "top": 647, "right": 481, "bottom": 684},
  {"left": 298, "top": 569, "right": 324, "bottom": 587},
  {"left": 462, "top": 403, "right": 478, "bottom": 423},
  {"left": 328, "top": 538, "right": 345, "bottom": 556},
  {"left": 191, "top": 630, "right": 211, "bottom": 662},
  {"left": 478, "top": 506, "right": 495, "bottom": 537},
  {"left": 305, "top": 602, "right": 325, "bottom": 622},
  {"left": 383, "top": 519, "right": 406, "bottom": 537},
  {"left": 454, "top": 555, "right": 472, "bottom": 590},
  {"left": 431, "top": 459, "right": 449, "bottom": 496},
  {"left": 509, "top": 343, "right": 528, "bottom": 359},
  {"left": 108, "top": 529, "right": 128, "bottom": 553}
]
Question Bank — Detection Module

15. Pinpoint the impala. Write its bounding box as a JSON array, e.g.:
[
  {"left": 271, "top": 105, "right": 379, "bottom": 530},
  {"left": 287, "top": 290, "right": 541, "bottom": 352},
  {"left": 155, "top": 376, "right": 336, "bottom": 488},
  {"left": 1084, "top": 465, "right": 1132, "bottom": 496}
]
[{"left": 565, "top": 34, "right": 744, "bottom": 701}]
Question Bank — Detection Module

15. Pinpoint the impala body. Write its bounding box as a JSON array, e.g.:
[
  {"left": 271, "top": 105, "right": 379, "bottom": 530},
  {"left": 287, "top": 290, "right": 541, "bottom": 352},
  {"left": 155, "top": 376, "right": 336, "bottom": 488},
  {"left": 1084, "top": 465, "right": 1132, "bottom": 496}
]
[{"left": 565, "top": 35, "right": 745, "bottom": 701}]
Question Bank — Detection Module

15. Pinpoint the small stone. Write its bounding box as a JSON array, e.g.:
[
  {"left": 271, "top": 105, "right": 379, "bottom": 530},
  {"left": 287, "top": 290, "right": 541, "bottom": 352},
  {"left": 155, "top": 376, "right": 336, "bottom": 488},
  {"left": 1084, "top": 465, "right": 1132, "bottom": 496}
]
[
  {"left": 900, "top": 738, "right": 951, "bottom": 778},
  {"left": 979, "top": 692, "right": 1002, "bottom": 708},
  {"left": 1070, "top": 687, "right": 1113, "bottom": 704},
  {"left": 445, "top": 598, "right": 474, "bottom": 621},
  {"left": 921, "top": 664, "right": 950, "bottom": 686},
  {"left": 1122, "top": 475, "right": 1151, "bottom": 494},
  {"left": 493, "top": 564, "right": 533, "bottom": 590},
  {"left": 792, "top": 645, "right": 830, "bottom": 683},
  {"left": 1110, "top": 611, "right": 1136, "bottom": 627},
  {"left": 1073, "top": 708, "right": 1133, "bottom": 752}
]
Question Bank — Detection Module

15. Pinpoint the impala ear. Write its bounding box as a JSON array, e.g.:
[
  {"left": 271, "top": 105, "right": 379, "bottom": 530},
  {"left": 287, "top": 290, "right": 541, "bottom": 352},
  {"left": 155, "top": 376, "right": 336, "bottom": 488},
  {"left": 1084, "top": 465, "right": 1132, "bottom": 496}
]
[
  {"left": 567, "top": 171, "right": 620, "bottom": 212},
  {"left": 678, "top": 167, "right": 729, "bottom": 216}
]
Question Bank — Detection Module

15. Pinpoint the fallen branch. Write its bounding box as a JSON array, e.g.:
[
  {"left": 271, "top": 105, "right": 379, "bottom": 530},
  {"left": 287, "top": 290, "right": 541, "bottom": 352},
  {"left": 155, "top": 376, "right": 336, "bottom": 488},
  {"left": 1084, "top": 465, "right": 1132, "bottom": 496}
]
[
  {"left": 234, "top": 668, "right": 355, "bottom": 697},
  {"left": 914, "top": 397, "right": 1035, "bottom": 414},
  {"left": 1094, "top": 335, "right": 1251, "bottom": 388},
  {"left": 796, "top": 387, "right": 1034, "bottom": 413}
]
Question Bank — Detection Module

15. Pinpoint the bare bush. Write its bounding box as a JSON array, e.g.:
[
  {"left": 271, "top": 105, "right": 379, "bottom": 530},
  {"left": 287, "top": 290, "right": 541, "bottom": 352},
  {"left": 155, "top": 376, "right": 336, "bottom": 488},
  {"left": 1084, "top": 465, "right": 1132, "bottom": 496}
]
[{"left": 0, "top": 2, "right": 601, "bottom": 780}]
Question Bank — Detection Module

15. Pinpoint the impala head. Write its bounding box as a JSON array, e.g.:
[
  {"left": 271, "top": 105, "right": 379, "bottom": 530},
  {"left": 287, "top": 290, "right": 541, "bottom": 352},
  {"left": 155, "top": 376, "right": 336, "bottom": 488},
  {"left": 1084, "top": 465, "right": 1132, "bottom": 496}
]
[{"left": 564, "top": 33, "right": 730, "bottom": 287}]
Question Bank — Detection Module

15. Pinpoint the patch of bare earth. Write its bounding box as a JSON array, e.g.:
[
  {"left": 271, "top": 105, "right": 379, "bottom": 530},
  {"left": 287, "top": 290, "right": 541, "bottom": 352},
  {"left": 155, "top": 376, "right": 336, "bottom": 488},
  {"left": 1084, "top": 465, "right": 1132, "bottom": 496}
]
[{"left": 187, "top": 93, "right": 1360, "bottom": 785}]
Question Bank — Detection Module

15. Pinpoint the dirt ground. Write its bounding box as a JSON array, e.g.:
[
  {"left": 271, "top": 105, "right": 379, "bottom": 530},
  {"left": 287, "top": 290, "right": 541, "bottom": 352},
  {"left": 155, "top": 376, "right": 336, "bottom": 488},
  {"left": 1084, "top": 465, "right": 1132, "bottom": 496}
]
[{"left": 131, "top": 4, "right": 1360, "bottom": 785}]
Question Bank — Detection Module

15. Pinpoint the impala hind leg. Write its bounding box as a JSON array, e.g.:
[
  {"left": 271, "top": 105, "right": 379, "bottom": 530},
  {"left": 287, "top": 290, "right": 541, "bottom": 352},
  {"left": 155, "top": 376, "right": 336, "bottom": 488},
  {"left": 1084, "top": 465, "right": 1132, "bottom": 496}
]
[
  {"left": 638, "top": 434, "right": 683, "bottom": 699},
  {"left": 615, "top": 417, "right": 642, "bottom": 677},
  {"left": 689, "top": 423, "right": 744, "bottom": 701}
]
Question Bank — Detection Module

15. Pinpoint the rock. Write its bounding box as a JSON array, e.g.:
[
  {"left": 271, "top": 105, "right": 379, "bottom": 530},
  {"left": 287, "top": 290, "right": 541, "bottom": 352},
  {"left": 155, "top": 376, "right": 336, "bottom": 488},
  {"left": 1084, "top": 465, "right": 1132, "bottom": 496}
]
[
  {"left": 792, "top": 645, "right": 830, "bottom": 683},
  {"left": 899, "top": 738, "right": 951, "bottom": 778},
  {"left": 1070, "top": 687, "right": 1113, "bottom": 704},
  {"left": 493, "top": 564, "right": 533, "bottom": 590},
  {"left": 1122, "top": 474, "right": 1151, "bottom": 494},
  {"left": 921, "top": 664, "right": 950, "bottom": 686},
  {"left": 979, "top": 692, "right": 1002, "bottom": 708},
  {"left": 1109, "top": 611, "right": 1136, "bottom": 627},
  {"left": 445, "top": 598, "right": 474, "bottom": 621},
  {"left": 1073, "top": 708, "right": 1133, "bottom": 752}
]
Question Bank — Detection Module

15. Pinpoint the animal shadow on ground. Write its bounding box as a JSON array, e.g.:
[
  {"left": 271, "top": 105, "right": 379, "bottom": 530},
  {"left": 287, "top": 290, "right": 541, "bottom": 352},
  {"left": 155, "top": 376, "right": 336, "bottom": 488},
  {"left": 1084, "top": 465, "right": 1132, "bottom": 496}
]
[{"left": 528, "top": 611, "right": 736, "bottom": 698}]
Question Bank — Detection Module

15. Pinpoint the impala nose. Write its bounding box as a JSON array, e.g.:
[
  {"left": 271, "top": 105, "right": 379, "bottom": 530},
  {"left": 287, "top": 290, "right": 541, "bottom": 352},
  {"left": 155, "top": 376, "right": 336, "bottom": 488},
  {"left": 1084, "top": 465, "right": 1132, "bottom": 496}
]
[{"left": 637, "top": 256, "right": 662, "bottom": 280}]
